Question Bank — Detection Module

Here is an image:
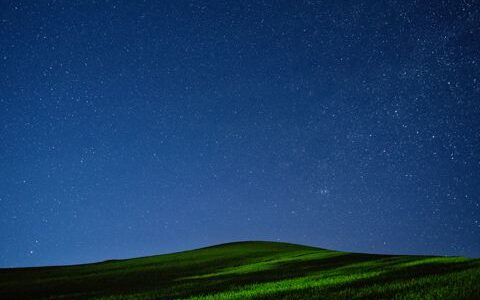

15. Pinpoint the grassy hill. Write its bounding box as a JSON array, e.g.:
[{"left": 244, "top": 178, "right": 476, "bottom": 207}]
[{"left": 1, "top": 241, "right": 479, "bottom": 299}]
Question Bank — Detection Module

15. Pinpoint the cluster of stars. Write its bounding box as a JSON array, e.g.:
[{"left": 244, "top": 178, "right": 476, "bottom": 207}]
[{"left": 0, "top": 1, "right": 479, "bottom": 267}]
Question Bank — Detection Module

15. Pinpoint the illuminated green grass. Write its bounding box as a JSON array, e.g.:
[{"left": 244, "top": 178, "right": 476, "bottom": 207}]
[{"left": 1, "top": 241, "right": 479, "bottom": 299}]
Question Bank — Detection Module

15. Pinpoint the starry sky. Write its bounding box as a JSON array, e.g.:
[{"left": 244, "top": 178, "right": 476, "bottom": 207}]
[{"left": 1, "top": 1, "right": 480, "bottom": 267}]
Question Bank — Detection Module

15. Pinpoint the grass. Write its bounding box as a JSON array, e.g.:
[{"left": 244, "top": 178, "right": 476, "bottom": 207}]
[{"left": 0, "top": 241, "right": 479, "bottom": 299}]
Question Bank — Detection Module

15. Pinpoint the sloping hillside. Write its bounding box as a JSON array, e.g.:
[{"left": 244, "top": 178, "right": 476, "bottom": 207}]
[{"left": 1, "top": 241, "right": 479, "bottom": 299}]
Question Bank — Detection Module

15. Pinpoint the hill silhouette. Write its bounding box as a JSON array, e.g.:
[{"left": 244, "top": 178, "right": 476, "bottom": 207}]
[{"left": 1, "top": 241, "right": 479, "bottom": 299}]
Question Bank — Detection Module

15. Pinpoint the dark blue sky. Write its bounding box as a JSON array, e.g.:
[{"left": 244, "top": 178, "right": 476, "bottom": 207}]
[{"left": 1, "top": 0, "right": 479, "bottom": 267}]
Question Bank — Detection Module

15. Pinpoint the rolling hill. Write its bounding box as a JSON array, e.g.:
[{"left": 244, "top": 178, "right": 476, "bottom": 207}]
[{"left": 1, "top": 241, "right": 479, "bottom": 299}]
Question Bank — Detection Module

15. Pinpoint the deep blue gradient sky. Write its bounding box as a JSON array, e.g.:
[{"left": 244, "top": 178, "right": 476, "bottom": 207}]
[{"left": 1, "top": 1, "right": 480, "bottom": 267}]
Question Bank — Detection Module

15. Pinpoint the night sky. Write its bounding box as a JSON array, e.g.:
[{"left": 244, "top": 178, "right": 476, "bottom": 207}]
[{"left": 1, "top": 1, "right": 480, "bottom": 268}]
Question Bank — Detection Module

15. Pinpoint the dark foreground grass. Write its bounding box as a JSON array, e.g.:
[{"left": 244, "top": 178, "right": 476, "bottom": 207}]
[{"left": 1, "top": 241, "right": 479, "bottom": 299}]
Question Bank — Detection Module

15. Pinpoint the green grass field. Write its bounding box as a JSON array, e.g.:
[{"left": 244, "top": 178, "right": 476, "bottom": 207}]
[{"left": 1, "top": 241, "right": 479, "bottom": 299}]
